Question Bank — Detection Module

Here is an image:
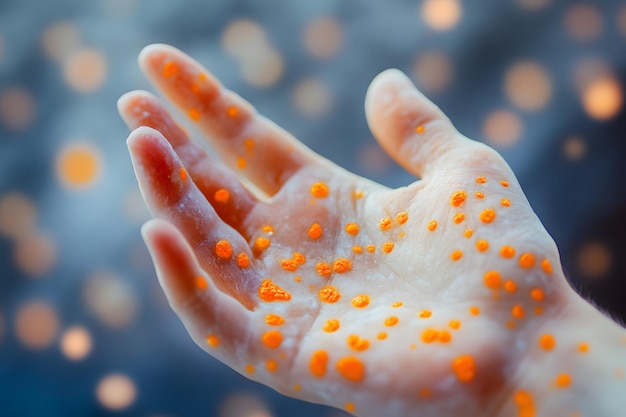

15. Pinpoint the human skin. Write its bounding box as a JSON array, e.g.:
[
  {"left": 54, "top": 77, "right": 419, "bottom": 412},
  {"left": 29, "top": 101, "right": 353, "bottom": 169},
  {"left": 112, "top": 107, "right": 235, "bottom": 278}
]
[{"left": 118, "top": 44, "right": 626, "bottom": 417}]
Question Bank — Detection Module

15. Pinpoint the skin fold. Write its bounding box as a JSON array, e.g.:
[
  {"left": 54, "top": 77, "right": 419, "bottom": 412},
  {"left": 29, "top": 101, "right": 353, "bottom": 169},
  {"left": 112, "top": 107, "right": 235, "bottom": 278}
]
[{"left": 118, "top": 44, "right": 626, "bottom": 417}]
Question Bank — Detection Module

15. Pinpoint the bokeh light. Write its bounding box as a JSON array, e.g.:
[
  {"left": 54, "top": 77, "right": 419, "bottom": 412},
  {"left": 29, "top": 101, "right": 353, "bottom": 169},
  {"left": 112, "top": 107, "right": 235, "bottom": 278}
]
[
  {"left": 420, "top": 0, "right": 462, "bottom": 31},
  {"left": 218, "top": 393, "right": 273, "bottom": 417},
  {"left": 239, "top": 47, "right": 284, "bottom": 88},
  {"left": 63, "top": 48, "right": 108, "bottom": 93},
  {"left": 412, "top": 51, "right": 453, "bottom": 93},
  {"left": 96, "top": 374, "right": 137, "bottom": 410},
  {"left": 505, "top": 61, "right": 552, "bottom": 111},
  {"left": 564, "top": 4, "right": 602, "bottom": 42},
  {"left": 83, "top": 271, "right": 137, "bottom": 328},
  {"left": 0, "top": 193, "right": 37, "bottom": 240},
  {"left": 55, "top": 142, "right": 102, "bottom": 189},
  {"left": 515, "top": 0, "right": 550, "bottom": 11},
  {"left": 483, "top": 110, "right": 522, "bottom": 147},
  {"left": 581, "top": 76, "right": 623, "bottom": 120},
  {"left": 293, "top": 78, "right": 333, "bottom": 117},
  {"left": 562, "top": 136, "right": 586, "bottom": 161},
  {"left": 15, "top": 301, "right": 59, "bottom": 350},
  {"left": 60, "top": 326, "right": 93, "bottom": 360},
  {"left": 577, "top": 241, "right": 612, "bottom": 279},
  {"left": 303, "top": 17, "right": 344, "bottom": 59},
  {"left": 41, "top": 22, "right": 81, "bottom": 62},
  {"left": 13, "top": 232, "right": 57, "bottom": 277},
  {"left": 0, "top": 87, "right": 37, "bottom": 131},
  {"left": 222, "top": 19, "right": 268, "bottom": 59},
  {"left": 618, "top": 5, "right": 626, "bottom": 37}
]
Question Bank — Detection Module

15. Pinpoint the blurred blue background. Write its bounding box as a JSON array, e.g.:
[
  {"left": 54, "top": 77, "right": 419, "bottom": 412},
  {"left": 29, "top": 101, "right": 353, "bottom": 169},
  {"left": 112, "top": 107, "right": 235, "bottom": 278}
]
[{"left": 1, "top": 0, "right": 625, "bottom": 416}]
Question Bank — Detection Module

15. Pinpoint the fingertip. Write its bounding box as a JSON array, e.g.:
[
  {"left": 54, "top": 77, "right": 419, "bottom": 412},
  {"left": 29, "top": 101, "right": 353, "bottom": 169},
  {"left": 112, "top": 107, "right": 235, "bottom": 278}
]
[
  {"left": 117, "top": 90, "right": 158, "bottom": 125},
  {"left": 365, "top": 68, "right": 415, "bottom": 115}
]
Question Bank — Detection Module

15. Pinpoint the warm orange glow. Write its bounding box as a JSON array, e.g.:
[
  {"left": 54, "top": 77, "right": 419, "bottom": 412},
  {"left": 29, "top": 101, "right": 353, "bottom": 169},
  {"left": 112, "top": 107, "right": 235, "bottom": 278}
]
[
  {"left": 293, "top": 78, "right": 333, "bottom": 117},
  {"left": 581, "top": 77, "right": 623, "bottom": 120},
  {"left": 413, "top": 52, "right": 453, "bottom": 93},
  {"left": 0, "top": 193, "right": 37, "bottom": 239},
  {"left": 14, "top": 232, "right": 57, "bottom": 276},
  {"left": 0, "top": 87, "right": 36, "bottom": 131},
  {"left": 239, "top": 47, "right": 284, "bottom": 88},
  {"left": 60, "top": 326, "right": 92, "bottom": 360},
  {"left": 96, "top": 374, "right": 137, "bottom": 410},
  {"left": 505, "top": 61, "right": 552, "bottom": 110},
  {"left": 41, "top": 22, "right": 81, "bottom": 61},
  {"left": 577, "top": 241, "right": 612, "bottom": 279},
  {"left": 421, "top": 0, "right": 462, "bottom": 31},
  {"left": 56, "top": 143, "right": 101, "bottom": 188},
  {"left": 222, "top": 19, "right": 268, "bottom": 59},
  {"left": 83, "top": 271, "right": 137, "bottom": 328},
  {"left": 16, "top": 301, "right": 59, "bottom": 350},
  {"left": 562, "top": 136, "right": 586, "bottom": 161},
  {"left": 63, "top": 48, "right": 108, "bottom": 93},
  {"left": 515, "top": 0, "right": 550, "bottom": 11},
  {"left": 564, "top": 5, "right": 602, "bottom": 42},
  {"left": 483, "top": 110, "right": 522, "bottom": 147},
  {"left": 303, "top": 17, "right": 344, "bottom": 59}
]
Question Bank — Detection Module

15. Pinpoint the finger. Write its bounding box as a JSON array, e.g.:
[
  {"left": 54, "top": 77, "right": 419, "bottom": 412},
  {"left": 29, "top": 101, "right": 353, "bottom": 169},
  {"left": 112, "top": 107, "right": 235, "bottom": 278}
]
[
  {"left": 138, "top": 43, "right": 327, "bottom": 195},
  {"left": 365, "top": 69, "right": 484, "bottom": 179},
  {"left": 128, "top": 126, "right": 260, "bottom": 308},
  {"left": 141, "top": 219, "right": 257, "bottom": 360},
  {"left": 118, "top": 90, "right": 259, "bottom": 234}
]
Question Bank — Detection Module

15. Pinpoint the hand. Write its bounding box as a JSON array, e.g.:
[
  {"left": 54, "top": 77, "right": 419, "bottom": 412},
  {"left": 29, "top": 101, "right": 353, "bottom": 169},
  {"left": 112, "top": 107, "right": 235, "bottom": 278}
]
[{"left": 118, "top": 44, "right": 588, "bottom": 417}]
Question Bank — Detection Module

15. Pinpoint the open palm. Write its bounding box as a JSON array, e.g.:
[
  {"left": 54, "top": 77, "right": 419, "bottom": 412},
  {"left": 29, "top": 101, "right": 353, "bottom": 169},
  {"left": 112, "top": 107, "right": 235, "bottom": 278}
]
[{"left": 119, "top": 45, "right": 568, "bottom": 417}]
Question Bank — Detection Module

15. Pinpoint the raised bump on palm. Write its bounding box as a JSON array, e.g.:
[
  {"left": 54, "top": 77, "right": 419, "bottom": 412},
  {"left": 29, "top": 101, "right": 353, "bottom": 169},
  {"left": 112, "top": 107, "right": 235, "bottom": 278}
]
[{"left": 118, "top": 44, "right": 568, "bottom": 417}]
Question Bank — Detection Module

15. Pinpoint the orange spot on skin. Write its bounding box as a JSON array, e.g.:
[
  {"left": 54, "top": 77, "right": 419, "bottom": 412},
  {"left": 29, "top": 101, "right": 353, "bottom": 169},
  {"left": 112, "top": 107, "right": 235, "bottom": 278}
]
[
  {"left": 384, "top": 316, "right": 399, "bottom": 326},
  {"left": 162, "top": 62, "right": 179, "bottom": 78},
  {"left": 178, "top": 167, "right": 188, "bottom": 181},
  {"left": 316, "top": 262, "right": 332, "bottom": 277},
  {"left": 215, "top": 240, "right": 233, "bottom": 259},
  {"left": 453, "top": 213, "right": 465, "bottom": 224},
  {"left": 392, "top": 301, "right": 403, "bottom": 308},
  {"left": 236, "top": 252, "right": 250, "bottom": 268},
  {"left": 476, "top": 176, "right": 487, "bottom": 184},
  {"left": 258, "top": 279, "right": 292, "bottom": 302},
  {"left": 226, "top": 105, "right": 239, "bottom": 118},
  {"left": 345, "top": 223, "right": 360, "bottom": 235},
  {"left": 513, "top": 391, "right": 535, "bottom": 417},
  {"left": 281, "top": 259, "right": 299, "bottom": 272},
  {"left": 366, "top": 245, "right": 376, "bottom": 253},
  {"left": 512, "top": 305, "right": 525, "bottom": 319},
  {"left": 308, "top": 222, "right": 323, "bottom": 239},
  {"left": 377, "top": 332, "right": 387, "bottom": 340},
  {"left": 382, "top": 241, "right": 395, "bottom": 254},
  {"left": 539, "top": 334, "right": 556, "bottom": 350},
  {"left": 422, "top": 329, "right": 439, "bottom": 343},
  {"left": 484, "top": 270, "right": 502, "bottom": 289},
  {"left": 500, "top": 180, "right": 510, "bottom": 187},
  {"left": 319, "top": 286, "right": 341, "bottom": 303},
  {"left": 345, "top": 403, "right": 356, "bottom": 413},
  {"left": 190, "top": 82, "right": 200, "bottom": 95},
  {"left": 475, "top": 191, "right": 485, "bottom": 199},
  {"left": 336, "top": 356, "right": 365, "bottom": 382},
  {"left": 262, "top": 330, "right": 283, "bottom": 349},
  {"left": 351, "top": 295, "right": 370, "bottom": 308},
  {"left": 501, "top": 198, "right": 511, "bottom": 207},
  {"left": 419, "top": 310, "right": 432, "bottom": 318},
  {"left": 213, "top": 188, "right": 230, "bottom": 203},
  {"left": 578, "top": 342, "right": 589, "bottom": 353},
  {"left": 449, "top": 320, "right": 461, "bottom": 330},
  {"left": 236, "top": 157, "right": 247, "bottom": 169},
  {"left": 323, "top": 319, "right": 340, "bottom": 332},
  {"left": 310, "top": 182, "right": 329, "bottom": 198},
  {"left": 530, "top": 288, "right": 544, "bottom": 301},
  {"left": 347, "top": 335, "right": 370, "bottom": 351},
  {"left": 262, "top": 225, "right": 274, "bottom": 234},
  {"left": 266, "top": 359, "right": 278, "bottom": 372},
  {"left": 450, "top": 190, "right": 468, "bottom": 207},
  {"left": 195, "top": 276, "right": 208, "bottom": 290},
  {"left": 534, "top": 306, "right": 544, "bottom": 315},
  {"left": 254, "top": 237, "right": 271, "bottom": 252},
  {"left": 438, "top": 330, "right": 452, "bottom": 343},
  {"left": 464, "top": 229, "right": 474, "bottom": 238},
  {"left": 469, "top": 306, "right": 480, "bottom": 316},
  {"left": 291, "top": 252, "right": 305, "bottom": 265},
  {"left": 428, "top": 220, "right": 438, "bottom": 231},
  {"left": 265, "top": 314, "right": 285, "bottom": 326},
  {"left": 396, "top": 211, "right": 409, "bottom": 224},
  {"left": 476, "top": 240, "right": 489, "bottom": 252},
  {"left": 243, "top": 138, "right": 255, "bottom": 154},
  {"left": 450, "top": 250, "right": 463, "bottom": 261},
  {"left": 310, "top": 350, "right": 328, "bottom": 378},
  {"left": 480, "top": 208, "right": 496, "bottom": 223},
  {"left": 416, "top": 125, "right": 425, "bottom": 134},
  {"left": 541, "top": 258, "right": 553, "bottom": 274},
  {"left": 245, "top": 364, "right": 255, "bottom": 374},
  {"left": 353, "top": 191, "right": 364, "bottom": 199},
  {"left": 519, "top": 253, "right": 536, "bottom": 269},
  {"left": 293, "top": 384, "right": 301, "bottom": 391},
  {"left": 504, "top": 280, "right": 517, "bottom": 293},
  {"left": 500, "top": 245, "right": 516, "bottom": 258},
  {"left": 332, "top": 258, "right": 352, "bottom": 274},
  {"left": 352, "top": 245, "right": 363, "bottom": 254},
  {"left": 206, "top": 335, "right": 219, "bottom": 348},
  {"left": 452, "top": 355, "right": 476, "bottom": 382},
  {"left": 419, "top": 388, "right": 432, "bottom": 398},
  {"left": 554, "top": 373, "right": 572, "bottom": 388},
  {"left": 188, "top": 108, "right": 201, "bottom": 121},
  {"left": 379, "top": 217, "right": 393, "bottom": 231}
]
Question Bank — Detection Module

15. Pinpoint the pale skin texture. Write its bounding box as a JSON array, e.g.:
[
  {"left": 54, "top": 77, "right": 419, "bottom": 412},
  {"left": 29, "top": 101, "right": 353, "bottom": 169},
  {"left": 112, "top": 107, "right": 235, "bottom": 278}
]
[{"left": 118, "top": 44, "right": 626, "bottom": 417}]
